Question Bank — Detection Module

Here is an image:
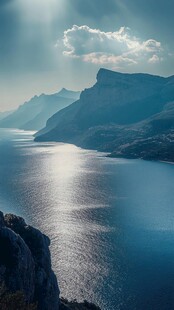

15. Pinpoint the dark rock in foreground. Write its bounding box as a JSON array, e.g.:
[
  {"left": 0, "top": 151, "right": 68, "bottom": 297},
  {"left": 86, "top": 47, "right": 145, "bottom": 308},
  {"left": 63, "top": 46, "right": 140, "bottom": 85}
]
[
  {"left": 0, "top": 211, "right": 101, "bottom": 310},
  {"left": 0, "top": 211, "right": 60, "bottom": 310}
]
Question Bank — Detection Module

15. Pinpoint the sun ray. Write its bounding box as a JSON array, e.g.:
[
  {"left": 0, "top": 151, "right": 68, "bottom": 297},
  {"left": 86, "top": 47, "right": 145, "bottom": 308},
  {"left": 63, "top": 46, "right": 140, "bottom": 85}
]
[{"left": 15, "top": 0, "right": 64, "bottom": 23}]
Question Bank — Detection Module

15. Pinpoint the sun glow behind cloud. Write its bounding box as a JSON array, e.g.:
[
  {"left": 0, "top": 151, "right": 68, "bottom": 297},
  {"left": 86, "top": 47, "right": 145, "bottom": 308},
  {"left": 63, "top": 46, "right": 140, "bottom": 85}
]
[{"left": 62, "top": 25, "right": 163, "bottom": 68}]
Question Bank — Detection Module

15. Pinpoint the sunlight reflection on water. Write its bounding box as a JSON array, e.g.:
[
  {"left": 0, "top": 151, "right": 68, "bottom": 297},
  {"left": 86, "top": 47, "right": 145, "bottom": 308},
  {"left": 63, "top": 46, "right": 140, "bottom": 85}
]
[{"left": 1, "top": 129, "right": 174, "bottom": 310}]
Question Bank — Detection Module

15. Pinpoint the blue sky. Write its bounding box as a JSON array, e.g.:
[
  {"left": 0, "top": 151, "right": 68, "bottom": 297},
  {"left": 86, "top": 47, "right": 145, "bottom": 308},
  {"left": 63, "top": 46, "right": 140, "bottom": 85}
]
[{"left": 0, "top": 0, "right": 174, "bottom": 111}]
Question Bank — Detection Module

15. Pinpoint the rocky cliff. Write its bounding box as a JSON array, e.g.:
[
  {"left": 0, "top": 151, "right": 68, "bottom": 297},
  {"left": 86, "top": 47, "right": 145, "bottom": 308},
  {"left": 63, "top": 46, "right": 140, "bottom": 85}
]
[
  {"left": 35, "top": 69, "right": 174, "bottom": 162},
  {"left": 0, "top": 211, "right": 101, "bottom": 310},
  {"left": 0, "top": 211, "right": 60, "bottom": 310}
]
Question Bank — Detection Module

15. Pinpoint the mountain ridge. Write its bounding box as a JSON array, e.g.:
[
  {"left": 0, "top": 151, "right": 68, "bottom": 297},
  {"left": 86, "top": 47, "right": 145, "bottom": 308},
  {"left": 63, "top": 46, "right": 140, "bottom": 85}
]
[
  {"left": 0, "top": 110, "right": 13, "bottom": 121},
  {"left": 35, "top": 68, "right": 174, "bottom": 162},
  {"left": 0, "top": 89, "right": 81, "bottom": 131}
]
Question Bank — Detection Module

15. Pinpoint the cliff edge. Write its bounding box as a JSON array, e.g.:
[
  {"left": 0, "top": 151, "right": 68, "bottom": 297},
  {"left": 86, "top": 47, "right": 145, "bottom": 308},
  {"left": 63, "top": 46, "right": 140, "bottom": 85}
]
[
  {"left": 0, "top": 211, "right": 60, "bottom": 310},
  {"left": 0, "top": 211, "right": 101, "bottom": 310}
]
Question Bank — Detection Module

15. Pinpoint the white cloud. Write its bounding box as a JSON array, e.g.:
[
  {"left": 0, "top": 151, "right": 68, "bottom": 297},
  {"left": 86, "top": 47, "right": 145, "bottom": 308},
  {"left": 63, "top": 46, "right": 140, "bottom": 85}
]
[
  {"left": 148, "top": 54, "right": 160, "bottom": 63},
  {"left": 61, "top": 25, "right": 163, "bottom": 67},
  {"left": 83, "top": 53, "right": 137, "bottom": 66}
]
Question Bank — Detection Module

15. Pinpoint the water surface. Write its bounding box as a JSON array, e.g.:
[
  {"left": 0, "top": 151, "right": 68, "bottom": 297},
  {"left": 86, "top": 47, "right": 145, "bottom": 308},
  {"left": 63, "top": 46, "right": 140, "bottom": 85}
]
[{"left": 0, "top": 128, "right": 174, "bottom": 310}]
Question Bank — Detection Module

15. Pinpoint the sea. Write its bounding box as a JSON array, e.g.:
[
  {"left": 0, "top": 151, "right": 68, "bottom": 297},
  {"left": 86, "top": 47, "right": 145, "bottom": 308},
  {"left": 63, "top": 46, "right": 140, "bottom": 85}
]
[{"left": 0, "top": 128, "right": 174, "bottom": 310}]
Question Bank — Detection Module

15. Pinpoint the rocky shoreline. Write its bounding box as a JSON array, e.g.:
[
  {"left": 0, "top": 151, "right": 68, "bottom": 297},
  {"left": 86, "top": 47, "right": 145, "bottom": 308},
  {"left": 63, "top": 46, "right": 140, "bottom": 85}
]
[{"left": 60, "top": 298, "right": 101, "bottom": 309}]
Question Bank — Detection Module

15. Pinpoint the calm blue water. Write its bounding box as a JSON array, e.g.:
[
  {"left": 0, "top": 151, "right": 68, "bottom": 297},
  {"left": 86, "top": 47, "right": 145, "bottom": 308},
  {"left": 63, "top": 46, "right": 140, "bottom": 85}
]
[{"left": 0, "top": 128, "right": 174, "bottom": 310}]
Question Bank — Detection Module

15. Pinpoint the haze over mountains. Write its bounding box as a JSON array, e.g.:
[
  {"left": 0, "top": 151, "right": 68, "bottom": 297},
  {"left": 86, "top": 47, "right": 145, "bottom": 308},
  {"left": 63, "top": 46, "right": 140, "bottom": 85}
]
[
  {"left": 35, "top": 68, "right": 174, "bottom": 162},
  {"left": 0, "top": 110, "right": 13, "bottom": 121},
  {"left": 0, "top": 89, "right": 80, "bottom": 131}
]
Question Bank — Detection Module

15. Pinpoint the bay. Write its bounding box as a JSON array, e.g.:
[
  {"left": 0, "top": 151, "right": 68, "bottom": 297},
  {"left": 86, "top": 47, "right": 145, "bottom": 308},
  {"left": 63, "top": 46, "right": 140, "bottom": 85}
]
[{"left": 0, "top": 128, "right": 174, "bottom": 310}]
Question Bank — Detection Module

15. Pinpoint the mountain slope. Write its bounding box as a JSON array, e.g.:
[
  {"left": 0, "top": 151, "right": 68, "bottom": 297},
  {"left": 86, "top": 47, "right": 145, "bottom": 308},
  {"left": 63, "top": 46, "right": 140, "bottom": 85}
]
[
  {"left": 109, "top": 102, "right": 174, "bottom": 161},
  {"left": 36, "top": 69, "right": 172, "bottom": 138},
  {"left": 34, "top": 69, "right": 174, "bottom": 161},
  {"left": 0, "top": 89, "right": 80, "bottom": 130},
  {"left": 0, "top": 110, "right": 13, "bottom": 121}
]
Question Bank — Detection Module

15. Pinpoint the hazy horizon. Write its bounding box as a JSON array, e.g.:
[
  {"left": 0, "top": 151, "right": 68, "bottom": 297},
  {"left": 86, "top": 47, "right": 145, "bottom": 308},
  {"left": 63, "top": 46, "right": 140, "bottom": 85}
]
[
  {"left": 0, "top": 0, "right": 174, "bottom": 111},
  {"left": 1, "top": 67, "right": 174, "bottom": 113},
  {"left": 0, "top": 86, "right": 82, "bottom": 113}
]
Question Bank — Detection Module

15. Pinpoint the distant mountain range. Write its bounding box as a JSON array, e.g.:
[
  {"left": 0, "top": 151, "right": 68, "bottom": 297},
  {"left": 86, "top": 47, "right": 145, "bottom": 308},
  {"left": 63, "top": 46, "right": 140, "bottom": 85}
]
[
  {"left": 0, "top": 88, "right": 80, "bottom": 130},
  {"left": 35, "top": 68, "right": 174, "bottom": 162},
  {"left": 0, "top": 110, "right": 13, "bottom": 121}
]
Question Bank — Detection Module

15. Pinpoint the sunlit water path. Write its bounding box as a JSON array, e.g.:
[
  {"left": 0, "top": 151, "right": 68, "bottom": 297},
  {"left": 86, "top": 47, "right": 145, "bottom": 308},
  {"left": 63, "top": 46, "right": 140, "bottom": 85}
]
[{"left": 0, "top": 129, "right": 174, "bottom": 310}]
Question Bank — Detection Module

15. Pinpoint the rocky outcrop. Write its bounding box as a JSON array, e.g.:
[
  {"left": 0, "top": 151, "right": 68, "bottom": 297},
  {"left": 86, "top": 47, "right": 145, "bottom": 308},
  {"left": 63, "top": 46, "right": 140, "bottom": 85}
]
[
  {"left": 0, "top": 211, "right": 102, "bottom": 310},
  {"left": 0, "top": 211, "right": 60, "bottom": 310}
]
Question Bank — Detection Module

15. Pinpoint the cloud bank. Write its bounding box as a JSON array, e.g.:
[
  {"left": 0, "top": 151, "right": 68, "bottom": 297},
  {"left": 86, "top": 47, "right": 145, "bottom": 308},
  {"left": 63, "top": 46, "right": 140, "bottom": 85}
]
[{"left": 62, "top": 25, "right": 163, "bottom": 67}]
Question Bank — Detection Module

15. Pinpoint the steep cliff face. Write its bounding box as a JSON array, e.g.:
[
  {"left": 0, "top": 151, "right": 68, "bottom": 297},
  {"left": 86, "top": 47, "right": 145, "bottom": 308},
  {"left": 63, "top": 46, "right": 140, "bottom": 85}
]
[
  {"left": 35, "top": 69, "right": 174, "bottom": 162},
  {"left": 0, "top": 211, "right": 60, "bottom": 310},
  {"left": 35, "top": 69, "right": 174, "bottom": 142}
]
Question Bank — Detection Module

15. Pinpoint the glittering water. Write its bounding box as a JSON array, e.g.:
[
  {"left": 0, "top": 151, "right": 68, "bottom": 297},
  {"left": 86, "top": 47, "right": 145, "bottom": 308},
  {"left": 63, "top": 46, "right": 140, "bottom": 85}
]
[{"left": 0, "top": 128, "right": 174, "bottom": 310}]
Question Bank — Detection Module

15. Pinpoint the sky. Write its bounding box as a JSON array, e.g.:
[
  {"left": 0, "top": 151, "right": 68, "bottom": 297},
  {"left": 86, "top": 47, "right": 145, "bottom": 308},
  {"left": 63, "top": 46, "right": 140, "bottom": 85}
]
[{"left": 0, "top": 0, "right": 174, "bottom": 111}]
